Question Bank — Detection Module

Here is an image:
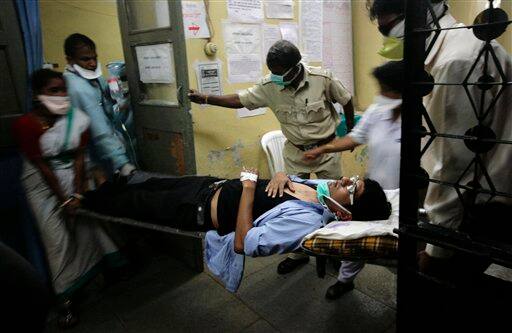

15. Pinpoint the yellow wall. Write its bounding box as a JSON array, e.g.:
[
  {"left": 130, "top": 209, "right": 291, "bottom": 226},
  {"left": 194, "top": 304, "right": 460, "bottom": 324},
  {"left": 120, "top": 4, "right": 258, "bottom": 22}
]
[{"left": 40, "top": 0, "right": 124, "bottom": 76}]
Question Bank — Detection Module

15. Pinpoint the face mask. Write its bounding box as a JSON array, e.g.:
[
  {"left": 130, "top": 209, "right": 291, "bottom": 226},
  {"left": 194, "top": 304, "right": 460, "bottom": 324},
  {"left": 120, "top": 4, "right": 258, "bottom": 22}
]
[
  {"left": 374, "top": 95, "right": 402, "bottom": 110},
  {"left": 378, "top": 36, "right": 404, "bottom": 60},
  {"left": 37, "top": 95, "right": 71, "bottom": 115},
  {"left": 73, "top": 62, "right": 102, "bottom": 80},
  {"left": 271, "top": 63, "right": 301, "bottom": 86},
  {"left": 377, "top": 1, "right": 446, "bottom": 60},
  {"left": 316, "top": 181, "right": 331, "bottom": 206}
]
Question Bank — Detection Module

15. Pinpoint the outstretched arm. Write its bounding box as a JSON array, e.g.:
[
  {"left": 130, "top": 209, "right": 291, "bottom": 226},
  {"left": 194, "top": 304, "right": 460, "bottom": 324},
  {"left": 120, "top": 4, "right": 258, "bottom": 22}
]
[
  {"left": 188, "top": 89, "right": 244, "bottom": 109},
  {"left": 234, "top": 168, "right": 258, "bottom": 254},
  {"left": 303, "top": 136, "right": 360, "bottom": 161}
]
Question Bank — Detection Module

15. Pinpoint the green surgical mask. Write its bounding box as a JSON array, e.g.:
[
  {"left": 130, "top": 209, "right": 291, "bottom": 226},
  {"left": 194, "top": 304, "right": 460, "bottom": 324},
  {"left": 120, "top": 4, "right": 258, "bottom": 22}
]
[
  {"left": 378, "top": 36, "right": 404, "bottom": 60},
  {"left": 316, "top": 181, "right": 331, "bottom": 206}
]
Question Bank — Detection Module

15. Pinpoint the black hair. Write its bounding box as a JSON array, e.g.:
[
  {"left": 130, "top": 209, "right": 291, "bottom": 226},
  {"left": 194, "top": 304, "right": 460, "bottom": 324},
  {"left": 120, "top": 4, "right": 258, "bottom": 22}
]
[
  {"left": 64, "top": 33, "right": 96, "bottom": 58},
  {"left": 372, "top": 60, "right": 405, "bottom": 94},
  {"left": 367, "top": 0, "right": 406, "bottom": 21},
  {"left": 266, "top": 40, "right": 302, "bottom": 70},
  {"left": 31, "top": 69, "right": 64, "bottom": 95},
  {"left": 351, "top": 179, "right": 392, "bottom": 221}
]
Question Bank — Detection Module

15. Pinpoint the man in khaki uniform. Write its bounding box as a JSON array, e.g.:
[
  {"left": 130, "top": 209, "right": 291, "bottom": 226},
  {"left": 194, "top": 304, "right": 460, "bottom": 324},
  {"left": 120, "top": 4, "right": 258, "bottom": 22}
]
[{"left": 188, "top": 40, "right": 354, "bottom": 273}]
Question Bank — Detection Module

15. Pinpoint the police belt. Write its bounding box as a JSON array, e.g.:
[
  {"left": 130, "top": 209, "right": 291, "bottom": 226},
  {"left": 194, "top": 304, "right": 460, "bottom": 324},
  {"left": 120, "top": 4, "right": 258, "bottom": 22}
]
[{"left": 290, "top": 133, "right": 336, "bottom": 151}]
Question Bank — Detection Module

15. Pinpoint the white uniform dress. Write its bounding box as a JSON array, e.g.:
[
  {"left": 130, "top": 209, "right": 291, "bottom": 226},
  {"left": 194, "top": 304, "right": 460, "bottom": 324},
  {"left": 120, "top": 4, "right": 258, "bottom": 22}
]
[{"left": 422, "top": 14, "right": 512, "bottom": 257}]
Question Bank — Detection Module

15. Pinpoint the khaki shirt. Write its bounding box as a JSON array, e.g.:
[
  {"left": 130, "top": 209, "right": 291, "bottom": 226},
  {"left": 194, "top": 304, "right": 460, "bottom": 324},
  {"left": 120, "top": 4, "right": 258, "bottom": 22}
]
[{"left": 238, "top": 65, "right": 352, "bottom": 146}]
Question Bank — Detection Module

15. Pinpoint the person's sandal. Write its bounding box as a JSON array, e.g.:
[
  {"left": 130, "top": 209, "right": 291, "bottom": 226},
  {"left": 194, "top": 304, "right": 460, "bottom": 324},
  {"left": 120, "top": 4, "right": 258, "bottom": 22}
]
[{"left": 277, "top": 257, "right": 310, "bottom": 275}]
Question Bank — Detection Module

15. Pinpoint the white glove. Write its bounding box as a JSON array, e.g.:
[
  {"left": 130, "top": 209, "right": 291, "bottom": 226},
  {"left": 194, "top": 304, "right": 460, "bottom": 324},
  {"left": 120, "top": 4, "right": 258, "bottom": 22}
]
[{"left": 120, "top": 163, "right": 136, "bottom": 177}]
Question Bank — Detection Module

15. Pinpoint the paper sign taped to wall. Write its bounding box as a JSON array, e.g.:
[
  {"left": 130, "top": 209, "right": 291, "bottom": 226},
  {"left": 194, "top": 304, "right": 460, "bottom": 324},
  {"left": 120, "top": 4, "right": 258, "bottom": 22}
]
[
  {"left": 135, "top": 43, "right": 175, "bottom": 84},
  {"left": 322, "top": 1, "right": 354, "bottom": 93},
  {"left": 300, "top": 0, "right": 323, "bottom": 62},
  {"left": 263, "top": 24, "right": 282, "bottom": 57},
  {"left": 237, "top": 107, "right": 266, "bottom": 118},
  {"left": 279, "top": 22, "right": 299, "bottom": 48},
  {"left": 227, "top": 54, "right": 262, "bottom": 83},
  {"left": 223, "top": 22, "right": 263, "bottom": 55},
  {"left": 227, "top": 0, "right": 264, "bottom": 23},
  {"left": 182, "top": 1, "right": 211, "bottom": 39},
  {"left": 264, "top": 0, "right": 293, "bottom": 19},
  {"left": 194, "top": 61, "right": 223, "bottom": 96}
]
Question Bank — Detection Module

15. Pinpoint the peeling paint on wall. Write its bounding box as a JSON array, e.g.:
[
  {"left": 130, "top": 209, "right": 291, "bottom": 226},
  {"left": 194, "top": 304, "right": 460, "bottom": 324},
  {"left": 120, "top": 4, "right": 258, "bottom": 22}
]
[{"left": 207, "top": 140, "right": 246, "bottom": 167}]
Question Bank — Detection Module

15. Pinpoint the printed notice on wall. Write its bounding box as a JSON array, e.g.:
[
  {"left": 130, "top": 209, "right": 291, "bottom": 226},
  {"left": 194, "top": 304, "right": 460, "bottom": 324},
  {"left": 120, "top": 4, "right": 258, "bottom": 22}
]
[
  {"left": 194, "top": 61, "right": 222, "bottom": 96},
  {"left": 135, "top": 43, "right": 175, "bottom": 84},
  {"left": 264, "top": 0, "right": 293, "bottom": 19},
  {"left": 223, "top": 22, "right": 263, "bottom": 55},
  {"left": 323, "top": 1, "right": 353, "bottom": 95},
  {"left": 227, "top": 54, "right": 262, "bottom": 83},
  {"left": 300, "top": 0, "right": 323, "bottom": 62},
  {"left": 262, "top": 24, "right": 282, "bottom": 57},
  {"left": 182, "top": 1, "right": 211, "bottom": 39},
  {"left": 237, "top": 107, "right": 266, "bottom": 118},
  {"left": 227, "top": 0, "right": 264, "bottom": 23},
  {"left": 279, "top": 22, "right": 299, "bottom": 48}
]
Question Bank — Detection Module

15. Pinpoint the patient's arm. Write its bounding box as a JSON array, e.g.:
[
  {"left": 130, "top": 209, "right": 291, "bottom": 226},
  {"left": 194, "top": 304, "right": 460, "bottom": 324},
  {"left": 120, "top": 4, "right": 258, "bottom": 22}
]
[{"left": 234, "top": 168, "right": 258, "bottom": 254}]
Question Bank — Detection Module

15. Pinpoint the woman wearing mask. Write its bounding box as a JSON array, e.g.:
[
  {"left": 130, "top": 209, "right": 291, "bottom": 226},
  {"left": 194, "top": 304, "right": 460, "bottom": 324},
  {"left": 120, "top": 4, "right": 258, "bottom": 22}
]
[
  {"left": 303, "top": 61, "right": 403, "bottom": 300},
  {"left": 12, "top": 69, "right": 125, "bottom": 328}
]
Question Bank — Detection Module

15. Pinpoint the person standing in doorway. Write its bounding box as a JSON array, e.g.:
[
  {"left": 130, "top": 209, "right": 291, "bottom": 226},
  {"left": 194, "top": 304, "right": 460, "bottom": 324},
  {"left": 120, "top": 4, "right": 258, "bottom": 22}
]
[{"left": 63, "top": 33, "right": 136, "bottom": 181}]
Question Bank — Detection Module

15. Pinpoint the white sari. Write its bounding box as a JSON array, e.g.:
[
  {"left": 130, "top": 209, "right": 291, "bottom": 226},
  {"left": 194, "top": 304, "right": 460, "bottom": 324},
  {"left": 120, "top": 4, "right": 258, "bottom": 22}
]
[{"left": 21, "top": 108, "right": 122, "bottom": 296}]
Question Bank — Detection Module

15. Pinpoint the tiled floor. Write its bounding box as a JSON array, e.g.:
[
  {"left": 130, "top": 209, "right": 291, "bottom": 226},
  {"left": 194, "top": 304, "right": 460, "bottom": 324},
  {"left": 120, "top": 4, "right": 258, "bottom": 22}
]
[{"left": 45, "top": 253, "right": 397, "bottom": 333}]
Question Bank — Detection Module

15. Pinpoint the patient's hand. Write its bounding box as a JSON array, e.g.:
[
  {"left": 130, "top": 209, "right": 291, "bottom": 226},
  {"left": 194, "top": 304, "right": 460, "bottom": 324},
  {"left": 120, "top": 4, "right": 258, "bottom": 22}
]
[
  {"left": 266, "top": 171, "right": 295, "bottom": 198},
  {"left": 303, "top": 147, "right": 324, "bottom": 161}
]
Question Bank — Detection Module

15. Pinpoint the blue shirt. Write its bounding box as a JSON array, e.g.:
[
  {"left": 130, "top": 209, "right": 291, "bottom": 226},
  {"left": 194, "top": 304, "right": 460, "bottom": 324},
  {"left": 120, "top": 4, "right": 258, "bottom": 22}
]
[
  {"left": 64, "top": 68, "right": 129, "bottom": 172},
  {"left": 204, "top": 176, "right": 334, "bottom": 292}
]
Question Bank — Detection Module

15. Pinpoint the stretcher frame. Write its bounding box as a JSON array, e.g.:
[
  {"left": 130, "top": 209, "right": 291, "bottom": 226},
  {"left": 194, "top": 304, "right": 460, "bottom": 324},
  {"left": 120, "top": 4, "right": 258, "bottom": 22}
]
[{"left": 76, "top": 208, "right": 205, "bottom": 273}]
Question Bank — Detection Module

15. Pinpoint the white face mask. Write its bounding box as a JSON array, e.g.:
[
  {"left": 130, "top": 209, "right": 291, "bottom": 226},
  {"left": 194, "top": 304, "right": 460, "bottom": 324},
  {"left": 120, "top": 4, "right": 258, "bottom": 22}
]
[
  {"left": 73, "top": 62, "right": 102, "bottom": 80},
  {"left": 37, "top": 95, "right": 71, "bottom": 115},
  {"left": 374, "top": 95, "right": 402, "bottom": 111}
]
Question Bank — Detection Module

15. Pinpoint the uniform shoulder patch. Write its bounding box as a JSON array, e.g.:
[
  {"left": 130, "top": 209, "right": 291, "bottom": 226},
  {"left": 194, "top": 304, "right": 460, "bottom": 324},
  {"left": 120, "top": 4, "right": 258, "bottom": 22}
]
[{"left": 307, "top": 66, "right": 332, "bottom": 79}]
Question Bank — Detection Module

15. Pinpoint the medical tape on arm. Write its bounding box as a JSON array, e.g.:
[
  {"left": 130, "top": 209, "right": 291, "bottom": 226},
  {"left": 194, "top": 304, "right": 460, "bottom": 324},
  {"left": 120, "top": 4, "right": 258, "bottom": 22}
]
[{"left": 240, "top": 172, "right": 258, "bottom": 182}]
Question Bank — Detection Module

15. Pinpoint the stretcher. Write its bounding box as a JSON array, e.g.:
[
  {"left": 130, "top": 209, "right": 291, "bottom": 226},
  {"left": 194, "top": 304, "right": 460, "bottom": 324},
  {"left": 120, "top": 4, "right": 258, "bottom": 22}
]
[{"left": 75, "top": 208, "right": 205, "bottom": 272}]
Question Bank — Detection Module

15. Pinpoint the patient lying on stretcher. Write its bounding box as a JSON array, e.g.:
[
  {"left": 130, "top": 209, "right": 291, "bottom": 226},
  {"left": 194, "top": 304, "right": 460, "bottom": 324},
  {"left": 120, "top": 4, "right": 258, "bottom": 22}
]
[{"left": 83, "top": 168, "right": 391, "bottom": 291}]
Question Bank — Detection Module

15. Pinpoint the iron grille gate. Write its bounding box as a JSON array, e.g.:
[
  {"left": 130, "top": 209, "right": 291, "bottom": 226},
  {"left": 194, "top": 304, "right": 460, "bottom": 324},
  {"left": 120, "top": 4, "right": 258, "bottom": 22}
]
[{"left": 396, "top": 0, "right": 511, "bottom": 331}]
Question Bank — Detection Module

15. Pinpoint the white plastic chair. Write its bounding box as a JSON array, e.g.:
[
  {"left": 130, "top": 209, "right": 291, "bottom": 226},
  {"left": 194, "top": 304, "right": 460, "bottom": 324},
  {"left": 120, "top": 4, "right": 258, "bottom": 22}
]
[{"left": 261, "top": 130, "right": 287, "bottom": 176}]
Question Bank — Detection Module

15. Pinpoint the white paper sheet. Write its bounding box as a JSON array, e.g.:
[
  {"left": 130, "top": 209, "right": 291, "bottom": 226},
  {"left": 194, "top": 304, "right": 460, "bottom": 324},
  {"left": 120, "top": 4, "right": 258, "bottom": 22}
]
[
  {"left": 182, "top": 1, "right": 211, "bottom": 39},
  {"left": 322, "top": 1, "right": 354, "bottom": 94},
  {"left": 264, "top": 0, "right": 293, "bottom": 19},
  {"left": 237, "top": 107, "right": 266, "bottom": 118},
  {"left": 135, "top": 43, "right": 175, "bottom": 84},
  {"left": 227, "top": 54, "right": 262, "bottom": 83},
  {"left": 223, "top": 22, "right": 263, "bottom": 55},
  {"left": 262, "top": 24, "right": 282, "bottom": 57},
  {"left": 227, "top": 0, "right": 264, "bottom": 23},
  {"left": 300, "top": 0, "right": 323, "bottom": 62},
  {"left": 194, "top": 61, "right": 223, "bottom": 96},
  {"left": 279, "top": 22, "right": 299, "bottom": 48}
]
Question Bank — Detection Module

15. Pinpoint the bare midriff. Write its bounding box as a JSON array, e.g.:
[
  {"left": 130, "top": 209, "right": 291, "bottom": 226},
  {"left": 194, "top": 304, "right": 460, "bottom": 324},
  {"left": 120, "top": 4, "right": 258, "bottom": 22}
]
[{"left": 210, "top": 187, "right": 221, "bottom": 229}]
